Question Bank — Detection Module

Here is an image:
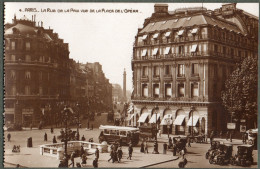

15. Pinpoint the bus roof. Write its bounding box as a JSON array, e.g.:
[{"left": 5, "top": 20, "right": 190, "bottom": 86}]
[{"left": 99, "top": 125, "right": 139, "bottom": 132}]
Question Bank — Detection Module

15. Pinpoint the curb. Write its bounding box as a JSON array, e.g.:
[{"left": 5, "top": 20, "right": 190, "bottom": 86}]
[
  {"left": 140, "top": 156, "right": 179, "bottom": 168},
  {"left": 4, "top": 162, "right": 28, "bottom": 168}
]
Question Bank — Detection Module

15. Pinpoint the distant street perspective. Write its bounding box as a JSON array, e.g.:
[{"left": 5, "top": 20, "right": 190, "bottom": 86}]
[{"left": 4, "top": 2, "right": 258, "bottom": 168}]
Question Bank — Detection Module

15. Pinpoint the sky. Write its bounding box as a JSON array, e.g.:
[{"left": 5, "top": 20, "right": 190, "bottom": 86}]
[{"left": 4, "top": 2, "right": 259, "bottom": 91}]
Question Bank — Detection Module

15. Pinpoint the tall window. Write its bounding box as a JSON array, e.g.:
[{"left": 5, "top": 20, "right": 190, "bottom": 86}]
[
  {"left": 178, "top": 45, "right": 184, "bottom": 54},
  {"left": 214, "top": 44, "right": 218, "bottom": 53},
  {"left": 142, "top": 84, "right": 148, "bottom": 98},
  {"left": 192, "top": 63, "right": 199, "bottom": 75},
  {"left": 25, "top": 85, "right": 30, "bottom": 95},
  {"left": 223, "top": 46, "right": 226, "bottom": 55},
  {"left": 191, "top": 83, "right": 199, "bottom": 97},
  {"left": 178, "top": 83, "right": 185, "bottom": 97},
  {"left": 153, "top": 84, "right": 159, "bottom": 98},
  {"left": 25, "top": 71, "right": 31, "bottom": 79},
  {"left": 231, "top": 48, "right": 234, "bottom": 57},
  {"left": 154, "top": 66, "right": 160, "bottom": 76},
  {"left": 11, "top": 55, "right": 16, "bottom": 61},
  {"left": 25, "top": 55, "right": 31, "bottom": 62},
  {"left": 178, "top": 64, "right": 185, "bottom": 77},
  {"left": 11, "top": 85, "right": 16, "bottom": 95},
  {"left": 165, "top": 84, "right": 171, "bottom": 98},
  {"left": 26, "top": 42, "right": 30, "bottom": 51},
  {"left": 165, "top": 65, "right": 170, "bottom": 75},
  {"left": 142, "top": 66, "right": 148, "bottom": 76},
  {"left": 10, "top": 70, "right": 16, "bottom": 79},
  {"left": 11, "top": 41, "right": 16, "bottom": 50},
  {"left": 39, "top": 86, "right": 43, "bottom": 95}
]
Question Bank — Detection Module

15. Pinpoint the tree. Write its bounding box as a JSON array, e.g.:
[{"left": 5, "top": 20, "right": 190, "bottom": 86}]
[{"left": 221, "top": 54, "right": 257, "bottom": 128}]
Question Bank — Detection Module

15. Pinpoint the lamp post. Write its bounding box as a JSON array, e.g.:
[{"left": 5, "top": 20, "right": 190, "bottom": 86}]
[
  {"left": 62, "top": 105, "right": 70, "bottom": 165},
  {"left": 76, "top": 103, "right": 80, "bottom": 140},
  {"left": 124, "top": 103, "right": 127, "bottom": 127},
  {"left": 152, "top": 104, "right": 159, "bottom": 154},
  {"left": 190, "top": 106, "right": 195, "bottom": 137}
]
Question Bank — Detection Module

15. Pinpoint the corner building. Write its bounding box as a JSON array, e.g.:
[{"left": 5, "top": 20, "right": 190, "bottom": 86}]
[{"left": 131, "top": 4, "right": 258, "bottom": 135}]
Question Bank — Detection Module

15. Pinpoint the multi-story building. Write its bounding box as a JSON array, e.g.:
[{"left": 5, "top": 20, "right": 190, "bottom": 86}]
[
  {"left": 112, "top": 84, "right": 124, "bottom": 103},
  {"left": 5, "top": 15, "right": 70, "bottom": 126},
  {"left": 131, "top": 3, "right": 258, "bottom": 135},
  {"left": 4, "top": 15, "right": 113, "bottom": 126}
]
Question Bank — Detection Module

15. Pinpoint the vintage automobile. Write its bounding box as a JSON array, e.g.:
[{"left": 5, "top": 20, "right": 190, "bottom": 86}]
[
  {"left": 98, "top": 125, "right": 140, "bottom": 146},
  {"left": 205, "top": 141, "right": 221, "bottom": 159},
  {"left": 246, "top": 128, "right": 257, "bottom": 149},
  {"left": 139, "top": 126, "right": 156, "bottom": 141},
  {"left": 209, "top": 144, "right": 233, "bottom": 165},
  {"left": 175, "top": 137, "right": 187, "bottom": 153},
  {"left": 230, "top": 145, "right": 254, "bottom": 167}
]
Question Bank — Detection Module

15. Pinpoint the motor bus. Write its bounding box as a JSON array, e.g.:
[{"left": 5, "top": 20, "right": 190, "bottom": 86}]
[{"left": 99, "top": 125, "right": 140, "bottom": 146}]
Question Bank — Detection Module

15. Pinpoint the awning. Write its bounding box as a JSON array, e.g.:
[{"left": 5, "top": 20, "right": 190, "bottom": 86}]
[
  {"left": 178, "top": 30, "right": 184, "bottom": 36},
  {"left": 164, "top": 47, "right": 171, "bottom": 54},
  {"left": 191, "top": 44, "right": 198, "bottom": 52},
  {"left": 137, "top": 113, "right": 149, "bottom": 123},
  {"left": 191, "top": 28, "right": 198, "bottom": 34},
  {"left": 187, "top": 116, "right": 200, "bottom": 126},
  {"left": 160, "top": 114, "right": 173, "bottom": 125},
  {"left": 165, "top": 31, "right": 171, "bottom": 37},
  {"left": 142, "top": 35, "right": 148, "bottom": 40},
  {"left": 149, "top": 114, "right": 160, "bottom": 123},
  {"left": 173, "top": 115, "right": 186, "bottom": 125},
  {"left": 153, "top": 33, "right": 159, "bottom": 39},
  {"left": 141, "top": 49, "right": 147, "bottom": 57},
  {"left": 152, "top": 48, "right": 159, "bottom": 55}
]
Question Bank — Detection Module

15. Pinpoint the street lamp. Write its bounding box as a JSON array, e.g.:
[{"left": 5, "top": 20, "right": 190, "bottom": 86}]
[
  {"left": 124, "top": 103, "right": 127, "bottom": 127},
  {"left": 152, "top": 104, "right": 159, "bottom": 154},
  {"left": 62, "top": 105, "right": 70, "bottom": 166},
  {"left": 76, "top": 103, "right": 80, "bottom": 140},
  {"left": 190, "top": 106, "right": 195, "bottom": 137}
]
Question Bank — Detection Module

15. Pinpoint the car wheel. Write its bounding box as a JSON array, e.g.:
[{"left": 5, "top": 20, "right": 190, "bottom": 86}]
[
  {"left": 209, "top": 158, "right": 214, "bottom": 164},
  {"left": 205, "top": 152, "right": 209, "bottom": 159}
]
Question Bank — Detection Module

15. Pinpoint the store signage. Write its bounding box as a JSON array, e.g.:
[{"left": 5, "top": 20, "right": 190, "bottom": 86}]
[{"left": 227, "top": 123, "right": 236, "bottom": 129}]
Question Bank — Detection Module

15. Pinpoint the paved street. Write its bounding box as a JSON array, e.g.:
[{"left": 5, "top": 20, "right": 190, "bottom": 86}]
[{"left": 4, "top": 123, "right": 258, "bottom": 168}]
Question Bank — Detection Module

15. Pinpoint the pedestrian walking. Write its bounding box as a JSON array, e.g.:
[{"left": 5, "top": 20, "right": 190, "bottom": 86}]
[
  {"left": 70, "top": 152, "right": 75, "bottom": 167},
  {"left": 81, "top": 135, "right": 86, "bottom": 141},
  {"left": 163, "top": 142, "right": 167, "bottom": 154},
  {"left": 93, "top": 158, "right": 98, "bottom": 168},
  {"left": 80, "top": 145, "right": 85, "bottom": 157},
  {"left": 226, "top": 131, "right": 229, "bottom": 141},
  {"left": 144, "top": 141, "right": 148, "bottom": 153},
  {"left": 7, "top": 133, "right": 11, "bottom": 142},
  {"left": 81, "top": 154, "right": 87, "bottom": 166},
  {"left": 53, "top": 136, "right": 57, "bottom": 143},
  {"left": 88, "top": 121, "right": 90, "bottom": 129},
  {"left": 210, "top": 131, "right": 214, "bottom": 146},
  {"left": 108, "top": 150, "right": 114, "bottom": 162},
  {"left": 95, "top": 148, "right": 99, "bottom": 160},
  {"left": 158, "top": 129, "right": 161, "bottom": 137},
  {"left": 44, "top": 132, "right": 47, "bottom": 141},
  {"left": 244, "top": 132, "right": 248, "bottom": 144},
  {"left": 187, "top": 136, "right": 191, "bottom": 147},
  {"left": 51, "top": 127, "right": 54, "bottom": 134},
  {"left": 117, "top": 147, "right": 123, "bottom": 162},
  {"left": 140, "top": 141, "right": 144, "bottom": 153},
  {"left": 76, "top": 162, "right": 81, "bottom": 168},
  {"left": 127, "top": 144, "right": 133, "bottom": 160},
  {"left": 173, "top": 144, "right": 177, "bottom": 156},
  {"left": 181, "top": 148, "right": 185, "bottom": 159}
]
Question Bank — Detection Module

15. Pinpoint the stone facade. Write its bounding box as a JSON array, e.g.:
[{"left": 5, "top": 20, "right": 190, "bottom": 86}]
[{"left": 131, "top": 4, "right": 258, "bottom": 135}]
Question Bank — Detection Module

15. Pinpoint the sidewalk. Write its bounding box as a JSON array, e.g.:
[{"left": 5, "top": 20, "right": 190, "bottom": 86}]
[{"left": 4, "top": 145, "right": 179, "bottom": 168}]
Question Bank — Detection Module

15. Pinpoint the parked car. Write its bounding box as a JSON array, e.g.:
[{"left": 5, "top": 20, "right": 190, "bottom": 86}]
[
  {"left": 209, "top": 144, "right": 233, "bottom": 166},
  {"left": 205, "top": 141, "right": 221, "bottom": 159},
  {"left": 230, "top": 145, "right": 254, "bottom": 167}
]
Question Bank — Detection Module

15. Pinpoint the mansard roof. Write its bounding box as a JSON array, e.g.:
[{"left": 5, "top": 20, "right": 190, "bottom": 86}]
[{"left": 140, "top": 13, "right": 241, "bottom": 34}]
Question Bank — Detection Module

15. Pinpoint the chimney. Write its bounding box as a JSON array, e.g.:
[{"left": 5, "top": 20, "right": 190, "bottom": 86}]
[
  {"left": 154, "top": 4, "right": 168, "bottom": 13},
  {"left": 41, "top": 21, "right": 43, "bottom": 27},
  {"left": 32, "top": 15, "right": 33, "bottom": 21}
]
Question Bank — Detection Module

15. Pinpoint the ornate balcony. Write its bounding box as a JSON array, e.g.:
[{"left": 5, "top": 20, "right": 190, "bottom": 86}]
[
  {"left": 152, "top": 75, "right": 160, "bottom": 82},
  {"left": 190, "top": 74, "right": 200, "bottom": 81}
]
